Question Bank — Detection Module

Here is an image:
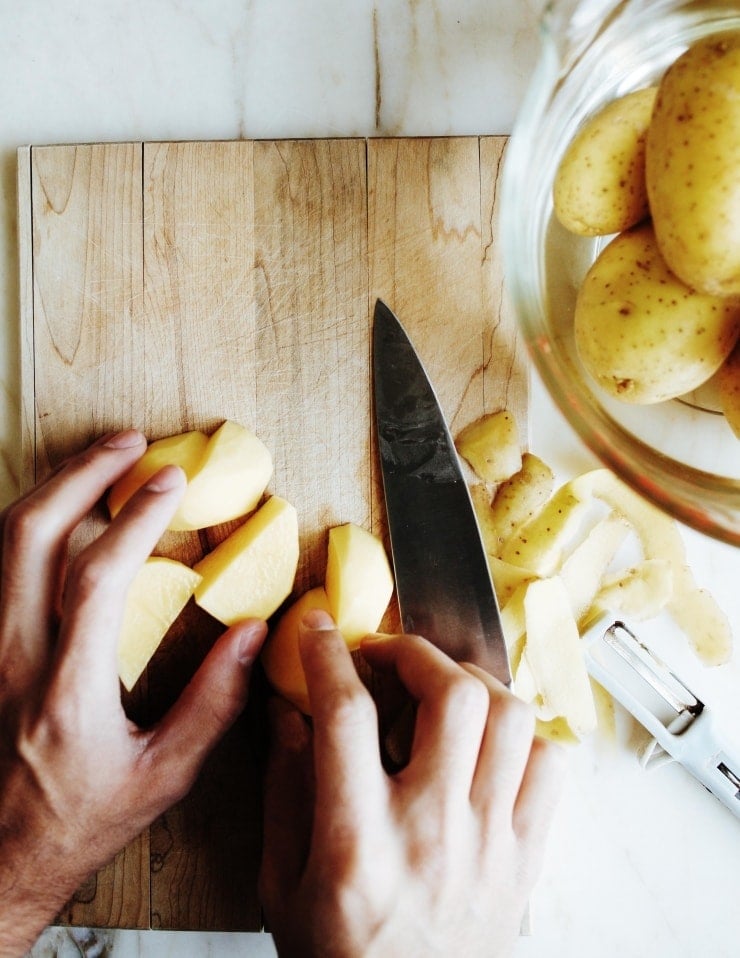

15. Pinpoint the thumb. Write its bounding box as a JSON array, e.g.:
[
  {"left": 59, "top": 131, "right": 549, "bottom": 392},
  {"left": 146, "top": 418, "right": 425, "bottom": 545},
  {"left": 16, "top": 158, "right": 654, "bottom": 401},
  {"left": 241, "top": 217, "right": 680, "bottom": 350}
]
[
  {"left": 148, "top": 618, "right": 268, "bottom": 796},
  {"left": 260, "top": 696, "right": 314, "bottom": 906}
]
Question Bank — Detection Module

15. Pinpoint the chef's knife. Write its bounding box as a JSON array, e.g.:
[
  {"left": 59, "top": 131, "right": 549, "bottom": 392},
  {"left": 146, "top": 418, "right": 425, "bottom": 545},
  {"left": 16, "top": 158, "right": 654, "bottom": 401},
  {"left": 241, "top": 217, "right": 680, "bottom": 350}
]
[{"left": 372, "top": 299, "right": 511, "bottom": 685}]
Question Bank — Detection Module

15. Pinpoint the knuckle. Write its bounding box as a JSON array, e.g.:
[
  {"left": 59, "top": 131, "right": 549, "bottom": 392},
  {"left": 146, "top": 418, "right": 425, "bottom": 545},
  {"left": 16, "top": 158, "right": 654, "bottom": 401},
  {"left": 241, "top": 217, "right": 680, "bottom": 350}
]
[
  {"left": 492, "top": 689, "right": 536, "bottom": 728},
  {"left": 318, "top": 683, "right": 375, "bottom": 728},
  {"left": 68, "top": 552, "right": 114, "bottom": 602},
  {"left": 2, "top": 499, "right": 48, "bottom": 553},
  {"left": 439, "top": 671, "right": 490, "bottom": 719}
]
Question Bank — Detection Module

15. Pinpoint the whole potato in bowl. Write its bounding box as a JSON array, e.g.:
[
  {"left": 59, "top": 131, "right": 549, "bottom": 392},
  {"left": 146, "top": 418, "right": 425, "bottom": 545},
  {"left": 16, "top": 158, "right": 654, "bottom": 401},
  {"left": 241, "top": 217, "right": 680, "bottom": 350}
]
[
  {"left": 647, "top": 31, "right": 740, "bottom": 296},
  {"left": 574, "top": 222, "right": 740, "bottom": 404},
  {"left": 554, "top": 86, "right": 657, "bottom": 237}
]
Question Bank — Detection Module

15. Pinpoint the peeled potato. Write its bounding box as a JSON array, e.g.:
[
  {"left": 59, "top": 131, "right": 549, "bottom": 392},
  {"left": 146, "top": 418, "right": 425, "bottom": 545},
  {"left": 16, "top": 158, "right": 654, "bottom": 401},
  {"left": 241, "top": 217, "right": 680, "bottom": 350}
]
[
  {"left": 325, "top": 523, "right": 394, "bottom": 643},
  {"left": 194, "top": 496, "right": 299, "bottom": 626},
  {"left": 118, "top": 557, "right": 201, "bottom": 691},
  {"left": 261, "top": 586, "right": 332, "bottom": 714},
  {"left": 108, "top": 421, "right": 273, "bottom": 531}
]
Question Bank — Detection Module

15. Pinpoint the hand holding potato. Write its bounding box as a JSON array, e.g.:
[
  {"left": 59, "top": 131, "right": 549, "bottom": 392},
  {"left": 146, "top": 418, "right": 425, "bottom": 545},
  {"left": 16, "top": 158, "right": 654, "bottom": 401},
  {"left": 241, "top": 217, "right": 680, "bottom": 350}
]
[
  {"left": 260, "top": 610, "right": 564, "bottom": 958},
  {"left": 0, "top": 433, "right": 267, "bottom": 958}
]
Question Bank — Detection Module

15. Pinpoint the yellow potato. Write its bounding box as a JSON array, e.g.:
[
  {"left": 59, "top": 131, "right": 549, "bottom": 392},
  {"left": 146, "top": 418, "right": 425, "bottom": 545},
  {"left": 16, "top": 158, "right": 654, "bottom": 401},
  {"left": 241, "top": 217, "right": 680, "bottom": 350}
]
[
  {"left": 574, "top": 223, "right": 740, "bottom": 403},
  {"left": 456, "top": 410, "right": 522, "bottom": 484},
  {"left": 261, "top": 586, "right": 332, "bottom": 714},
  {"left": 118, "top": 558, "right": 201, "bottom": 692},
  {"left": 646, "top": 32, "right": 740, "bottom": 295},
  {"left": 554, "top": 86, "right": 657, "bottom": 236},
  {"left": 193, "top": 496, "right": 299, "bottom": 626},
  {"left": 325, "top": 523, "right": 394, "bottom": 643},
  {"left": 718, "top": 340, "right": 740, "bottom": 437}
]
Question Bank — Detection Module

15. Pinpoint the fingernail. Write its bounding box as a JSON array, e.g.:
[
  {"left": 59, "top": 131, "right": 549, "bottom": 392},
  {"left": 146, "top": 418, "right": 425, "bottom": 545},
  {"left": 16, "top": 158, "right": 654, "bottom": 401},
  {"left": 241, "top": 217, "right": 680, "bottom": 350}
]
[
  {"left": 143, "top": 464, "right": 185, "bottom": 492},
  {"left": 236, "top": 620, "right": 268, "bottom": 665},
  {"left": 104, "top": 429, "right": 145, "bottom": 449},
  {"left": 301, "top": 609, "right": 336, "bottom": 631}
]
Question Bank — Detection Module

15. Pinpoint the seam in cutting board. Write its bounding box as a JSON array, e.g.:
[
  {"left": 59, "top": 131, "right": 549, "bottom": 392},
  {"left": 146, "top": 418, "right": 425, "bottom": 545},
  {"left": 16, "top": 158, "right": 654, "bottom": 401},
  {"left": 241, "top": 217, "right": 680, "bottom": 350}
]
[{"left": 29, "top": 147, "right": 37, "bottom": 486}]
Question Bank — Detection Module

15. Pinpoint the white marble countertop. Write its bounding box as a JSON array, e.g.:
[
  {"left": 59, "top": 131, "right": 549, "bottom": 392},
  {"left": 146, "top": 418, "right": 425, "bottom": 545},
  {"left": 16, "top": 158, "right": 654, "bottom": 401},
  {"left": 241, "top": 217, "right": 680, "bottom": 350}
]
[{"left": 4, "top": 2, "right": 739, "bottom": 957}]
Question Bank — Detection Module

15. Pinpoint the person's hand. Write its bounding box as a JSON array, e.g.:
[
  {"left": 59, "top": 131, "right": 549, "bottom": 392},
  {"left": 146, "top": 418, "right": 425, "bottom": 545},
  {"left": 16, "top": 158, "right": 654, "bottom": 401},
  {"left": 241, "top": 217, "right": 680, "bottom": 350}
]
[
  {"left": 0, "top": 431, "right": 267, "bottom": 958},
  {"left": 260, "top": 610, "right": 565, "bottom": 958}
]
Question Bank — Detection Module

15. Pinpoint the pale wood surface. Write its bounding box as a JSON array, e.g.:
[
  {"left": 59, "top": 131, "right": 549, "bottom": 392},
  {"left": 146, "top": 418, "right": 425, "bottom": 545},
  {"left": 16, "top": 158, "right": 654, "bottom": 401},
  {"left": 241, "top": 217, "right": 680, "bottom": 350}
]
[{"left": 17, "top": 136, "right": 526, "bottom": 931}]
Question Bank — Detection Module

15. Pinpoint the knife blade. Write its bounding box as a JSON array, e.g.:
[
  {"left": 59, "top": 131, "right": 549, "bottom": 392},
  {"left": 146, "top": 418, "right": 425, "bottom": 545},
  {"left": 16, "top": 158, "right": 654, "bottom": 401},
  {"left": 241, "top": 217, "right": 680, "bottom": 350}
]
[{"left": 372, "top": 299, "right": 511, "bottom": 686}]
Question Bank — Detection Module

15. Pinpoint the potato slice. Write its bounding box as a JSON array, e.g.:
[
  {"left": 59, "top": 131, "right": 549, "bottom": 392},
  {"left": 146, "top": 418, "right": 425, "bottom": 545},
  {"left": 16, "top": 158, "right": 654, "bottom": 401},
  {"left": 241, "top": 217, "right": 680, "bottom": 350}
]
[
  {"left": 325, "top": 523, "right": 394, "bottom": 643},
  {"left": 456, "top": 410, "right": 522, "bottom": 484},
  {"left": 262, "top": 586, "right": 332, "bottom": 714},
  {"left": 194, "top": 496, "right": 299, "bottom": 626},
  {"left": 522, "top": 576, "right": 597, "bottom": 739},
  {"left": 118, "top": 557, "right": 201, "bottom": 691}
]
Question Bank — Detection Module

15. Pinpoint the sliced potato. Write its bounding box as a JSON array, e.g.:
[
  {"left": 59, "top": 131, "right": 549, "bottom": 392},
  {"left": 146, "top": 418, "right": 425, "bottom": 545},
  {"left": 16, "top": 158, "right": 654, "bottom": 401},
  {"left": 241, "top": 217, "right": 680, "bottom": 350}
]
[{"left": 456, "top": 410, "right": 522, "bottom": 484}]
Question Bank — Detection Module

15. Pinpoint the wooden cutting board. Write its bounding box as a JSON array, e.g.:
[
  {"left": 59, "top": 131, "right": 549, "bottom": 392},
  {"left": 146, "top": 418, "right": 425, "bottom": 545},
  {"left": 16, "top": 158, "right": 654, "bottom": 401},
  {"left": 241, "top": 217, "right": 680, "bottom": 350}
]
[{"left": 17, "top": 137, "right": 527, "bottom": 931}]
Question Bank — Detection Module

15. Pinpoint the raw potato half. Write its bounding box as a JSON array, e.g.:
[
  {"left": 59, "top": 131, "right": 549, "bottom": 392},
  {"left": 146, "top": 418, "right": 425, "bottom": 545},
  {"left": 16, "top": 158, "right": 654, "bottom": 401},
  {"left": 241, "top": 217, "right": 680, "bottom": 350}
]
[
  {"left": 118, "top": 557, "right": 201, "bottom": 691},
  {"left": 194, "top": 495, "right": 299, "bottom": 626},
  {"left": 108, "top": 430, "right": 208, "bottom": 521},
  {"left": 325, "top": 523, "right": 394, "bottom": 643},
  {"left": 262, "top": 586, "right": 332, "bottom": 714},
  {"left": 108, "top": 420, "right": 274, "bottom": 531},
  {"left": 169, "top": 420, "right": 273, "bottom": 531}
]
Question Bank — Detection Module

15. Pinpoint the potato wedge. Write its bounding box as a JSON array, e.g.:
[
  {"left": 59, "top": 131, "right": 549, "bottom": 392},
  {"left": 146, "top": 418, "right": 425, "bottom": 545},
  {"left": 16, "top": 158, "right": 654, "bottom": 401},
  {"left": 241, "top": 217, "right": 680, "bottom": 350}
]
[{"left": 456, "top": 410, "right": 522, "bottom": 484}]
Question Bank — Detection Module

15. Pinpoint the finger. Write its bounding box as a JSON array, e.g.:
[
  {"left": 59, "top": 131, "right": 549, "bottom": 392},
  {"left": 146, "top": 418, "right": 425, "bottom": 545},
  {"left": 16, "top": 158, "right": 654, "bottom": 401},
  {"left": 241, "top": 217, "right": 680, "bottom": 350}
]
[
  {"left": 513, "top": 736, "right": 566, "bottom": 849},
  {"left": 361, "top": 634, "right": 490, "bottom": 793},
  {"left": 147, "top": 618, "right": 268, "bottom": 803},
  {"left": 299, "top": 610, "right": 386, "bottom": 840},
  {"left": 52, "top": 464, "right": 187, "bottom": 699},
  {"left": 0, "top": 430, "right": 147, "bottom": 689},
  {"left": 260, "top": 696, "right": 314, "bottom": 908},
  {"left": 459, "top": 661, "right": 538, "bottom": 815}
]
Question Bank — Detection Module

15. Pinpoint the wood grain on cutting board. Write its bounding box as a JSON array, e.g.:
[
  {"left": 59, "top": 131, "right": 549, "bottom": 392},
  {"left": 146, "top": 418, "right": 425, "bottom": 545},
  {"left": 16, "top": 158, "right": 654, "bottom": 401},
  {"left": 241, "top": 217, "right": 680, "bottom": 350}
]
[{"left": 17, "top": 137, "right": 526, "bottom": 931}]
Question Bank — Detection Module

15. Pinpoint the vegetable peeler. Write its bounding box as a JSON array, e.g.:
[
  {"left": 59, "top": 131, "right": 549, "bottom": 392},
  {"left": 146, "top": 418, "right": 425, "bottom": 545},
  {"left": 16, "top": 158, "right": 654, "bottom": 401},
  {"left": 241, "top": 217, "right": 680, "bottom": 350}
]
[{"left": 584, "top": 619, "right": 740, "bottom": 820}]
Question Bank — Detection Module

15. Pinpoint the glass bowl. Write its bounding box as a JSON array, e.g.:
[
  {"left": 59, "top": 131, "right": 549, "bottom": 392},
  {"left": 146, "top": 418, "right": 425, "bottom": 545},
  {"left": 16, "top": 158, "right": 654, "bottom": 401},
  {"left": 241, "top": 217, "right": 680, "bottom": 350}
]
[{"left": 500, "top": 0, "right": 740, "bottom": 545}]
